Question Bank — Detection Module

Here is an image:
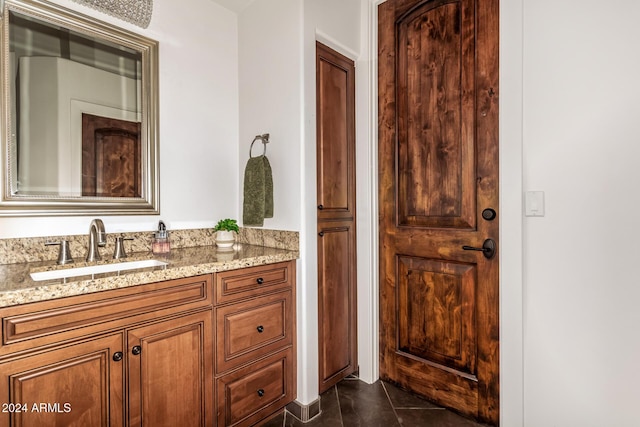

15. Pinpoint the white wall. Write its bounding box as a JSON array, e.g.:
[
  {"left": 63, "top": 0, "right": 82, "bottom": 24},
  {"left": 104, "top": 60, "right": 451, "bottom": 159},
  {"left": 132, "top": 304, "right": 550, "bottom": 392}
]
[
  {"left": 237, "top": 0, "right": 302, "bottom": 232},
  {"left": 523, "top": 0, "right": 640, "bottom": 425},
  {"left": 0, "top": 0, "right": 239, "bottom": 237},
  {"left": 237, "top": 0, "right": 362, "bottom": 407}
]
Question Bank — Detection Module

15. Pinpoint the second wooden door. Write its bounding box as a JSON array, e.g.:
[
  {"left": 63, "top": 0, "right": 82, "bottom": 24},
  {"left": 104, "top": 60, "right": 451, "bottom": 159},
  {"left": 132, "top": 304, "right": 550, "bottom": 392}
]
[{"left": 316, "top": 42, "right": 358, "bottom": 393}]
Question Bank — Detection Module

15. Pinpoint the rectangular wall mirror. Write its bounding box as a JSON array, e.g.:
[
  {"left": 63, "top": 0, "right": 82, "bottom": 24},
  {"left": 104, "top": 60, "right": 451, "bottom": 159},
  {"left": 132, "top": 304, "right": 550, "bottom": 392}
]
[{"left": 0, "top": 0, "right": 159, "bottom": 216}]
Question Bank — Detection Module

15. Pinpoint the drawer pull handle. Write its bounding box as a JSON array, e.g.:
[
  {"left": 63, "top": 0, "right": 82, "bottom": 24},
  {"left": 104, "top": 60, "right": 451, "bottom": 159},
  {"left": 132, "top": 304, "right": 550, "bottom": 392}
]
[
  {"left": 257, "top": 389, "right": 265, "bottom": 397},
  {"left": 112, "top": 351, "right": 124, "bottom": 362},
  {"left": 256, "top": 277, "right": 264, "bottom": 285},
  {"left": 257, "top": 325, "right": 264, "bottom": 333},
  {"left": 131, "top": 345, "right": 142, "bottom": 356}
]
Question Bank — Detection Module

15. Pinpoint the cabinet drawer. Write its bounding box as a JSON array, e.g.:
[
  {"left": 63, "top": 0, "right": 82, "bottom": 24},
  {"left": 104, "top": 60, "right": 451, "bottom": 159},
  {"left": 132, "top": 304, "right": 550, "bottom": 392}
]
[
  {"left": 216, "top": 291, "right": 292, "bottom": 374},
  {"left": 0, "top": 275, "right": 213, "bottom": 358},
  {"left": 216, "top": 347, "right": 294, "bottom": 427},
  {"left": 215, "top": 261, "right": 293, "bottom": 304}
]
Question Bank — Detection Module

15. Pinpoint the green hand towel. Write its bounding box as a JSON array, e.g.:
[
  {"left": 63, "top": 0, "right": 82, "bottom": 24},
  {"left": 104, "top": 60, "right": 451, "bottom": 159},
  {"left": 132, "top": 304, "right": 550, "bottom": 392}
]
[{"left": 243, "top": 155, "right": 273, "bottom": 226}]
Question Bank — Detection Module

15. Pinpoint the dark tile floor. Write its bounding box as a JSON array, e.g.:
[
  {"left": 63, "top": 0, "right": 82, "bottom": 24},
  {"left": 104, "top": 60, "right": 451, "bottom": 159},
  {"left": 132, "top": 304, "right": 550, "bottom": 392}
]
[{"left": 262, "top": 377, "right": 490, "bottom": 427}]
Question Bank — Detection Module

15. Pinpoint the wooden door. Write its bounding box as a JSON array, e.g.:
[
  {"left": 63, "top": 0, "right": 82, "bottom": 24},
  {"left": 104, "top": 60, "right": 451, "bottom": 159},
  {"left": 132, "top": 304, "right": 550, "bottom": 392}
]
[
  {"left": 127, "top": 310, "right": 213, "bottom": 427},
  {"left": 82, "top": 113, "right": 141, "bottom": 197},
  {"left": 378, "top": 0, "right": 499, "bottom": 424},
  {"left": 316, "top": 42, "right": 358, "bottom": 393},
  {"left": 0, "top": 333, "right": 125, "bottom": 427}
]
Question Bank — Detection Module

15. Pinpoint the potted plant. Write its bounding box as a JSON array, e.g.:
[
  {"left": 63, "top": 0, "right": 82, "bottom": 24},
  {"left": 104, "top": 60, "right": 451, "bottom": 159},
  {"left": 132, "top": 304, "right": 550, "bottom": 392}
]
[{"left": 213, "top": 218, "right": 239, "bottom": 248}]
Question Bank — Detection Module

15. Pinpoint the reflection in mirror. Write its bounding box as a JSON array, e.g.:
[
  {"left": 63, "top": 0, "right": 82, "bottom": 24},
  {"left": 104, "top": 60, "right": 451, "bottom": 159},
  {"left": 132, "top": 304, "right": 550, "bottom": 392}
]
[{"left": 0, "top": 0, "right": 159, "bottom": 215}]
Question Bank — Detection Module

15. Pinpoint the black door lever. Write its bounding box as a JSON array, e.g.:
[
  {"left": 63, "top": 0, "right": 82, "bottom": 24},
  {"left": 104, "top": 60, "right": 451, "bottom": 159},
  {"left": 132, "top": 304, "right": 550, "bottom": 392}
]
[{"left": 462, "top": 239, "right": 496, "bottom": 259}]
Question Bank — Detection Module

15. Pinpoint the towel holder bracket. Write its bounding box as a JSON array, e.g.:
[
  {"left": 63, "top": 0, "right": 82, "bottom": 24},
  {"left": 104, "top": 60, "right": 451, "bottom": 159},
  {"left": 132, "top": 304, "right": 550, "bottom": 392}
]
[{"left": 250, "top": 133, "right": 270, "bottom": 158}]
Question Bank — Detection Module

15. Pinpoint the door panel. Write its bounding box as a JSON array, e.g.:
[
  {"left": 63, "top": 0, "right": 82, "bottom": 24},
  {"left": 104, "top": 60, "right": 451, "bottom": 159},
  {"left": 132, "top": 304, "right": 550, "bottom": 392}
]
[
  {"left": 316, "top": 42, "right": 356, "bottom": 222},
  {"left": 318, "top": 223, "right": 357, "bottom": 390},
  {"left": 396, "top": 1, "right": 476, "bottom": 229},
  {"left": 127, "top": 310, "right": 213, "bottom": 427},
  {"left": 0, "top": 333, "right": 125, "bottom": 427},
  {"left": 379, "top": 0, "right": 499, "bottom": 424},
  {"left": 397, "top": 256, "right": 476, "bottom": 375}
]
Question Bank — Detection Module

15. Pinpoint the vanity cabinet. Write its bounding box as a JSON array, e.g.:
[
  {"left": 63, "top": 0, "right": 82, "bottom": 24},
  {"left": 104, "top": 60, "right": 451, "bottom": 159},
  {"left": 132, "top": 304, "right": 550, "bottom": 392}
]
[
  {"left": 0, "top": 275, "right": 214, "bottom": 427},
  {"left": 214, "top": 261, "right": 296, "bottom": 427},
  {"left": 0, "top": 260, "right": 297, "bottom": 427}
]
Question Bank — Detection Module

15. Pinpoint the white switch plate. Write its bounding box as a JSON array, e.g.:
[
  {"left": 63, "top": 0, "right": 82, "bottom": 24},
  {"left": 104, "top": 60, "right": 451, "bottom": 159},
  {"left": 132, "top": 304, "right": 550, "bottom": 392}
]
[{"left": 525, "top": 191, "right": 545, "bottom": 217}]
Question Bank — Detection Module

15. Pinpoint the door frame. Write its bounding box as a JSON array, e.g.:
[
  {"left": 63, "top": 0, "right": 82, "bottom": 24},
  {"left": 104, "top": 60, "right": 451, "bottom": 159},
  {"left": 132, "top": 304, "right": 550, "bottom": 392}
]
[{"left": 355, "top": 0, "right": 524, "bottom": 425}]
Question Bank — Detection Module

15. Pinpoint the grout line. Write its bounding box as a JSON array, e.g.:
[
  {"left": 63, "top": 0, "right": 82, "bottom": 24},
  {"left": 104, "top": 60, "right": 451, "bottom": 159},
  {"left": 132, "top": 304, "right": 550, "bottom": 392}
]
[
  {"left": 381, "top": 381, "right": 403, "bottom": 426},
  {"left": 334, "top": 385, "right": 345, "bottom": 427}
]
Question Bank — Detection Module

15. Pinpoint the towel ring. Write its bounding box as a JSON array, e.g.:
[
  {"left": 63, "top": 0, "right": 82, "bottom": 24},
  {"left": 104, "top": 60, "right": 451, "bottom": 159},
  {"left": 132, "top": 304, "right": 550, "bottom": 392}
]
[{"left": 249, "top": 133, "right": 270, "bottom": 158}]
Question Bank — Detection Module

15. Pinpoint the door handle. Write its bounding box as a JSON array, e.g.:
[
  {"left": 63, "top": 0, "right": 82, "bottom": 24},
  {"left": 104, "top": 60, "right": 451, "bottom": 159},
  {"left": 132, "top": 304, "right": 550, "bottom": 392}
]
[{"left": 462, "top": 239, "right": 496, "bottom": 259}]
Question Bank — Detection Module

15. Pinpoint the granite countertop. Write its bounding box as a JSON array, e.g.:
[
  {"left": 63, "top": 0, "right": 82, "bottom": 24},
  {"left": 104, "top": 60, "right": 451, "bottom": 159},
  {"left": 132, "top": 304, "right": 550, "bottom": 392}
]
[{"left": 0, "top": 244, "right": 299, "bottom": 308}]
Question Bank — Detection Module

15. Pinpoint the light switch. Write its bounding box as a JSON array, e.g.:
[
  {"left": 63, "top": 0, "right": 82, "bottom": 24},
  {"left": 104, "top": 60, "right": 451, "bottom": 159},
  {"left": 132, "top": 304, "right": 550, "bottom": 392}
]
[{"left": 525, "top": 191, "right": 545, "bottom": 217}]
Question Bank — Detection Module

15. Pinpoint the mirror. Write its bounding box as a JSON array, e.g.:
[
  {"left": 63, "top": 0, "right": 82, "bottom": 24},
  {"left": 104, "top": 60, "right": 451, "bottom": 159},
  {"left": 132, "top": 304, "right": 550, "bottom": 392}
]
[{"left": 0, "top": 0, "right": 159, "bottom": 215}]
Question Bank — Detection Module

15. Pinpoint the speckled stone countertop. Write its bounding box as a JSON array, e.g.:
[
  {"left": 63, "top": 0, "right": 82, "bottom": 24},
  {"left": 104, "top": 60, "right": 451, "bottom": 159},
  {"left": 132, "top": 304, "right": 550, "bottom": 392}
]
[{"left": 0, "top": 243, "right": 298, "bottom": 308}]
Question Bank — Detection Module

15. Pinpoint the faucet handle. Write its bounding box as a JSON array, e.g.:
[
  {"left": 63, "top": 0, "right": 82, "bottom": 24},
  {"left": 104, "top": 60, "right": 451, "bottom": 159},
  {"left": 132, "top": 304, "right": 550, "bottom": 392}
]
[
  {"left": 45, "top": 240, "right": 74, "bottom": 265},
  {"left": 113, "top": 234, "right": 134, "bottom": 259}
]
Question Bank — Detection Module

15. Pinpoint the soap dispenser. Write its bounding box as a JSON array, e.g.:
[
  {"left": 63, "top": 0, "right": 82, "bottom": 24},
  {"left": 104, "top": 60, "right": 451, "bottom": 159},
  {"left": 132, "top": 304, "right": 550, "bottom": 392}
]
[{"left": 152, "top": 220, "right": 170, "bottom": 254}]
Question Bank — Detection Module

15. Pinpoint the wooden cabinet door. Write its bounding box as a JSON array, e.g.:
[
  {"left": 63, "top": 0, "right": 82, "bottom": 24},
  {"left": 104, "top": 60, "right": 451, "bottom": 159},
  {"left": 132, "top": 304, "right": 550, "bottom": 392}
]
[
  {"left": 0, "top": 333, "right": 125, "bottom": 427},
  {"left": 316, "top": 42, "right": 357, "bottom": 393},
  {"left": 317, "top": 222, "right": 357, "bottom": 391},
  {"left": 127, "top": 310, "right": 213, "bottom": 427}
]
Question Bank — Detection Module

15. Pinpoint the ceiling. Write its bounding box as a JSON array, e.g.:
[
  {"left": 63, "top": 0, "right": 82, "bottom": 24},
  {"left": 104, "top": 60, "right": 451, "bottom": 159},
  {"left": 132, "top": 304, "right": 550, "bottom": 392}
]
[{"left": 208, "top": 0, "right": 255, "bottom": 13}]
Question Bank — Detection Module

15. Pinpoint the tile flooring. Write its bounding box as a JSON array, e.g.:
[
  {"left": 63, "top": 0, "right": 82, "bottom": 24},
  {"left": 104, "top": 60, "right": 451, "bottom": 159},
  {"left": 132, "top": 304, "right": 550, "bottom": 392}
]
[{"left": 262, "top": 377, "right": 491, "bottom": 427}]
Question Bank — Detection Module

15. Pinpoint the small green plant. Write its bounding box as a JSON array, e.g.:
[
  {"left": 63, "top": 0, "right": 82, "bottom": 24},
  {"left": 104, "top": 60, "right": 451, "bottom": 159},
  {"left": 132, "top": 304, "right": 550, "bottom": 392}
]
[{"left": 214, "top": 218, "right": 239, "bottom": 233}]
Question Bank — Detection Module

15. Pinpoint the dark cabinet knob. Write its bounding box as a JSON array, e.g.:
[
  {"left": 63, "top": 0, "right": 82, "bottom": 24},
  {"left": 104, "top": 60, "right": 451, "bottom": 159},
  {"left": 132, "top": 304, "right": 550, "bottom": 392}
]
[
  {"left": 256, "top": 277, "right": 264, "bottom": 285},
  {"left": 131, "top": 345, "right": 142, "bottom": 356},
  {"left": 318, "top": 204, "right": 324, "bottom": 210},
  {"left": 257, "top": 389, "right": 265, "bottom": 397},
  {"left": 257, "top": 325, "right": 264, "bottom": 333},
  {"left": 112, "top": 351, "right": 124, "bottom": 362},
  {"left": 318, "top": 232, "right": 324, "bottom": 237}
]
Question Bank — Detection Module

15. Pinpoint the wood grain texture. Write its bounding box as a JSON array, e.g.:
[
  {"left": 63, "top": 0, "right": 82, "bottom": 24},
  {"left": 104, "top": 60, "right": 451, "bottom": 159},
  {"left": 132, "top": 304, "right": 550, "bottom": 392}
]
[
  {"left": 82, "top": 113, "right": 141, "bottom": 198},
  {"left": 0, "top": 275, "right": 212, "bottom": 359},
  {"left": 127, "top": 310, "right": 213, "bottom": 427},
  {"left": 0, "top": 333, "right": 125, "bottom": 427},
  {"left": 214, "top": 261, "right": 297, "bottom": 426},
  {"left": 379, "top": 0, "right": 499, "bottom": 424},
  {"left": 316, "top": 41, "right": 358, "bottom": 393},
  {"left": 216, "top": 290, "right": 292, "bottom": 374},
  {"left": 316, "top": 42, "right": 356, "bottom": 222},
  {"left": 317, "top": 222, "right": 357, "bottom": 391}
]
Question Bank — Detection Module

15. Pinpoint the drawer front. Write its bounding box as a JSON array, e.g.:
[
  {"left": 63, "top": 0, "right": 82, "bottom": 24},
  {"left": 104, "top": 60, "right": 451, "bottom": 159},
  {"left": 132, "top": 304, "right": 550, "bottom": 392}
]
[
  {"left": 216, "top": 347, "right": 295, "bottom": 427},
  {"left": 0, "top": 275, "right": 213, "bottom": 358},
  {"left": 215, "top": 261, "right": 294, "bottom": 304},
  {"left": 216, "top": 291, "right": 292, "bottom": 374}
]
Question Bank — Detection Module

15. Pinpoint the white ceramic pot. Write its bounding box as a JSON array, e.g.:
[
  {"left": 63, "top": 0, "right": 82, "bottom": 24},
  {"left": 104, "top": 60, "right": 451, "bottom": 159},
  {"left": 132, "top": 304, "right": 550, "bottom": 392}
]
[{"left": 215, "top": 230, "right": 236, "bottom": 248}]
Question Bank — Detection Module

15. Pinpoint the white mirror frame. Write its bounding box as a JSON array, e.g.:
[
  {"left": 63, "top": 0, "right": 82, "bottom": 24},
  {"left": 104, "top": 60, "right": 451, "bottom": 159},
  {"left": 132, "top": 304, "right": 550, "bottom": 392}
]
[{"left": 0, "top": 0, "right": 159, "bottom": 216}]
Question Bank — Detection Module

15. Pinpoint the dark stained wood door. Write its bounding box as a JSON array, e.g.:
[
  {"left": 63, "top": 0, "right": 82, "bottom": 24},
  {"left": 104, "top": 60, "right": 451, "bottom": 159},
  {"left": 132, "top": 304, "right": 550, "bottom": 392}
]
[
  {"left": 316, "top": 42, "right": 358, "bottom": 393},
  {"left": 378, "top": 0, "right": 499, "bottom": 424},
  {"left": 82, "top": 113, "right": 141, "bottom": 197}
]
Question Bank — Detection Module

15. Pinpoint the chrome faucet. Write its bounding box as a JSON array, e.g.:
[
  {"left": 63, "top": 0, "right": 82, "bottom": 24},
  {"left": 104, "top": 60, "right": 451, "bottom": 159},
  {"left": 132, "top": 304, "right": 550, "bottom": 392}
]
[{"left": 86, "top": 219, "right": 107, "bottom": 262}]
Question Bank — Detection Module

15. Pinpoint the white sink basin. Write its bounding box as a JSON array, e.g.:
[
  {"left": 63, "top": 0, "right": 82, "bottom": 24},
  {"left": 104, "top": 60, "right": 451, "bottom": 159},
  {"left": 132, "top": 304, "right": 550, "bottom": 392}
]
[{"left": 30, "top": 259, "right": 168, "bottom": 282}]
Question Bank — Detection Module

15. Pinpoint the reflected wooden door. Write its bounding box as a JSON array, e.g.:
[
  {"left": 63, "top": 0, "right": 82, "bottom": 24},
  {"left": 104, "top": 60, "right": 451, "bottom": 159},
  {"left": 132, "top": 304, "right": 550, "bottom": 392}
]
[
  {"left": 82, "top": 113, "right": 141, "bottom": 197},
  {"left": 378, "top": 0, "right": 499, "bottom": 424}
]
